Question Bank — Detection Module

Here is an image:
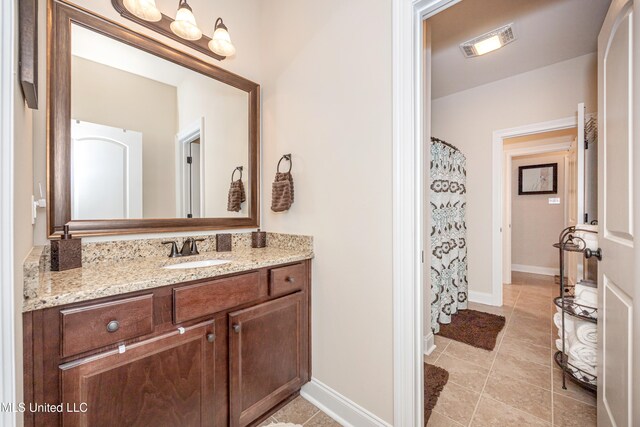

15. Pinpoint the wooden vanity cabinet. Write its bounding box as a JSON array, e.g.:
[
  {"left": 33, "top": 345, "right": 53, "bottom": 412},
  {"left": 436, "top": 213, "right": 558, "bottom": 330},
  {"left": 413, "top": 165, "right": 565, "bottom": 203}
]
[
  {"left": 229, "top": 292, "right": 309, "bottom": 427},
  {"left": 23, "top": 260, "right": 311, "bottom": 427}
]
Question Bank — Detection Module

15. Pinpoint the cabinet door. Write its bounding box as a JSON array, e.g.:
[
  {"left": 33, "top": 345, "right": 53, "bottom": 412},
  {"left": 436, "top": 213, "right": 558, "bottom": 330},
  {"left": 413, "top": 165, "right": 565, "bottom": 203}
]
[
  {"left": 229, "top": 293, "right": 308, "bottom": 427},
  {"left": 60, "top": 321, "right": 216, "bottom": 427}
]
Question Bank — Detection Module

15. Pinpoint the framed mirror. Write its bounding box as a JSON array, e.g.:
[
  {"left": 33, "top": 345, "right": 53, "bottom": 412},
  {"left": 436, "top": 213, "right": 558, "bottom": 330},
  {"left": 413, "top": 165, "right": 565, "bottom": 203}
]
[{"left": 48, "top": 1, "right": 259, "bottom": 237}]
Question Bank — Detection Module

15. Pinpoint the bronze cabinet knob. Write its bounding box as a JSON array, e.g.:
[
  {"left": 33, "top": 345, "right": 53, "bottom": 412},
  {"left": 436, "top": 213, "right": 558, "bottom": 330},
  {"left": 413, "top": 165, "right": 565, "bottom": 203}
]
[
  {"left": 232, "top": 324, "right": 241, "bottom": 333},
  {"left": 207, "top": 333, "right": 216, "bottom": 343}
]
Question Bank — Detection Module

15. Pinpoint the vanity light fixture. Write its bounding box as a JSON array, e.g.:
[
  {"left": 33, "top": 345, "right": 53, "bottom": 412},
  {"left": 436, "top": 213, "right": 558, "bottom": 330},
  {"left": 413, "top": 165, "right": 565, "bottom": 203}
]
[
  {"left": 112, "top": 0, "right": 234, "bottom": 61},
  {"left": 122, "top": 0, "right": 161, "bottom": 22},
  {"left": 460, "top": 23, "right": 516, "bottom": 58},
  {"left": 170, "top": 0, "right": 202, "bottom": 41},
  {"left": 208, "top": 18, "right": 236, "bottom": 57}
]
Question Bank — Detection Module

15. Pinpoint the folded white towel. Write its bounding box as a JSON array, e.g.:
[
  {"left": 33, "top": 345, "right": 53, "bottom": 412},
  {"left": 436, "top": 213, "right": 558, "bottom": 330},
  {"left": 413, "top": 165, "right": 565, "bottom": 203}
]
[
  {"left": 569, "top": 341, "right": 597, "bottom": 366},
  {"left": 554, "top": 312, "right": 575, "bottom": 333},
  {"left": 575, "top": 288, "right": 598, "bottom": 308},
  {"left": 575, "top": 322, "right": 597, "bottom": 347},
  {"left": 567, "top": 355, "right": 597, "bottom": 382}
]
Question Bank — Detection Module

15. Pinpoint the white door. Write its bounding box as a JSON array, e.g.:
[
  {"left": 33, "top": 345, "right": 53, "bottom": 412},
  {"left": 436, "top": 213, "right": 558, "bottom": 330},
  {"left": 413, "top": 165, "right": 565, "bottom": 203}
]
[
  {"left": 71, "top": 120, "right": 143, "bottom": 219},
  {"left": 597, "top": 0, "right": 638, "bottom": 425}
]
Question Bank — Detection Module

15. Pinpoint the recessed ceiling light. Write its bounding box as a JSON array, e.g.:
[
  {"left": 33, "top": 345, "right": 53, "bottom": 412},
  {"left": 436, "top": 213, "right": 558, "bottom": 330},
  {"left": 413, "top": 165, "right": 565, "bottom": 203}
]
[{"left": 460, "top": 23, "right": 516, "bottom": 58}]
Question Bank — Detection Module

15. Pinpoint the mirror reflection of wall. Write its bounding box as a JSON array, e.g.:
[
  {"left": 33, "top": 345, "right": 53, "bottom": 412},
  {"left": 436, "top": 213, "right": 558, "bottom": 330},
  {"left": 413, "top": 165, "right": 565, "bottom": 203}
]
[{"left": 70, "top": 24, "right": 249, "bottom": 220}]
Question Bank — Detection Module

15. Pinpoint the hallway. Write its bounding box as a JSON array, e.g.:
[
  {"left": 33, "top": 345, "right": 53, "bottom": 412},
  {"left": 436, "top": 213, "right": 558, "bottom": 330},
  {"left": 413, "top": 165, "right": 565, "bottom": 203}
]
[{"left": 426, "top": 272, "right": 596, "bottom": 426}]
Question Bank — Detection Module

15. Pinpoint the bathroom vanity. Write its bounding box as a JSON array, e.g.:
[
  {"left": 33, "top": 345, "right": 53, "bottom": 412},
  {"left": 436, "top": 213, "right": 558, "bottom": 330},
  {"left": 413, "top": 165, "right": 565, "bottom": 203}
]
[{"left": 23, "top": 237, "right": 312, "bottom": 427}]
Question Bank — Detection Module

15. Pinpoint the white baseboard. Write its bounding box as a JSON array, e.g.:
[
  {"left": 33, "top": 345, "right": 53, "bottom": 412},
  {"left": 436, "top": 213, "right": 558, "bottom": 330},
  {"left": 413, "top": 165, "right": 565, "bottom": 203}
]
[
  {"left": 468, "top": 290, "right": 500, "bottom": 306},
  {"left": 511, "top": 264, "right": 556, "bottom": 276},
  {"left": 301, "top": 378, "right": 392, "bottom": 427},
  {"left": 424, "top": 332, "right": 436, "bottom": 356}
]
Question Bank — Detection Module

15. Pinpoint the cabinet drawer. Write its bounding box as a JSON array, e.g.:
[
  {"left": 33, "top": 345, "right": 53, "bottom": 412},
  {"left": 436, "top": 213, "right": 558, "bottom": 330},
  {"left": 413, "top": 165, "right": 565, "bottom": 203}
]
[
  {"left": 269, "top": 263, "right": 307, "bottom": 297},
  {"left": 173, "top": 272, "right": 265, "bottom": 324},
  {"left": 61, "top": 294, "right": 154, "bottom": 358}
]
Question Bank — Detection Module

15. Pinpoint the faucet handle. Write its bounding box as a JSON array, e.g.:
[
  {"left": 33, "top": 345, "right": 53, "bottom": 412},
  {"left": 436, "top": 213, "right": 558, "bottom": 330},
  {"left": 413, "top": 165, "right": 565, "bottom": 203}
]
[
  {"left": 162, "top": 241, "right": 180, "bottom": 258},
  {"left": 190, "top": 238, "right": 205, "bottom": 255}
]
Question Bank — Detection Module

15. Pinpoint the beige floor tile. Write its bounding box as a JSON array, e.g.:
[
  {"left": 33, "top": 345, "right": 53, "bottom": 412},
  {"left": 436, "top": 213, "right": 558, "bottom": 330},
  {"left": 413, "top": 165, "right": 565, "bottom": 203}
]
[
  {"left": 443, "top": 340, "right": 497, "bottom": 369},
  {"left": 303, "top": 412, "right": 342, "bottom": 426},
  {"left": 503, "top": 320, "right": 551, "bottom": 348},
  {"left": 432, "top": 381, "right": 480, "bottom": 426},
  {"left": 428, "top": 411, "right": 465, "bottom": 426},
  {"left": 553, "top": 394, "right": 597, "bottom": 426},
  {"left": 425, "top": 348, "right": 444, "bottom": 365},
  {"left": 435, "top": 334, "right": 453, "bottom": 350},
  {"left": 258, "top": 416, "right": 279, "bottom": 426},
  {"left": 273, "top": 396, "right": 320, "bottom": 424},
  {"left": 435, "top": 354, "right": 490, "bottom": 392},
  {"left": 509, "top": 311, "right": 551, "bottom": 331},
  {"left": 498, "top": 336, "right": 551, "bottom": 366},
  {"left": 471, "top": 396, "right": 551, "bottom": 427},
  {"left": 552, "top": 367, "right": 597, "bottom": 406},
  {"left": 492, "top": 353, "right": 552, "bottom": 390},
  {"left": 483, "top": 371, "right": 552, "bottom": 422},
  {"left": 468, "top": 302, "right": 512, "bottom": 319}
]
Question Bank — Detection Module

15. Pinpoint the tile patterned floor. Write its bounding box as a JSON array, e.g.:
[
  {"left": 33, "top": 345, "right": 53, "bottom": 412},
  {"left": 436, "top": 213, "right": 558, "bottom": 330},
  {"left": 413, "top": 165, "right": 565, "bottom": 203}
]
[
  {"left": 427, "top": 272, "right": 597, "bottom": 427},
  {"left": 259, "top": 396, "right": 343, "bottom": 426}
]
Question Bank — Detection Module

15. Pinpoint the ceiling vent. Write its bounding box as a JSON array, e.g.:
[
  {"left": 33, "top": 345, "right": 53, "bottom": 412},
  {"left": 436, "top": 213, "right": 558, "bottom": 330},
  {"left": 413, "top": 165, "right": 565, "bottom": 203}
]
[{"left": 460, "top": 23, "right": 516, "bottom": 58}]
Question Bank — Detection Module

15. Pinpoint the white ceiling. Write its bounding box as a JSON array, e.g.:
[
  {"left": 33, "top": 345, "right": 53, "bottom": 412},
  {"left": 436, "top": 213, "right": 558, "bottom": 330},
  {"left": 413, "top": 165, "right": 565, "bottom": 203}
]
[{"left": 429, "top": 0, "right": 611, "bottom": 99}]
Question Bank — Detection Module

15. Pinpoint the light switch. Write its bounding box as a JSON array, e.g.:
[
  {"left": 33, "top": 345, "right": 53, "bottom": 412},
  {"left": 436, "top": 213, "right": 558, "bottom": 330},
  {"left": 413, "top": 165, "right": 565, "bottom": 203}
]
[{"left": 549, "top": 198, "right": 560, "bottom": 205}]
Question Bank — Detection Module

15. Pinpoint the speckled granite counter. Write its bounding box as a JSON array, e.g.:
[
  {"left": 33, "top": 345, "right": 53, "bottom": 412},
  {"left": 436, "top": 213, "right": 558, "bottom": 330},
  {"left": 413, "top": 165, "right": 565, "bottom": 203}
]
[{"left": 23, "top": 233, "right": 313, "bottom": 312}]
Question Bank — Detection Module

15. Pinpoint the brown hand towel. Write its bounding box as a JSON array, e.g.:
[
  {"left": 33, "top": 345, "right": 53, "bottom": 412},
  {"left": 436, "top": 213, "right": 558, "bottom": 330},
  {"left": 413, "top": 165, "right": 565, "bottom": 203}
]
[
  {"left": 227, "top": 179, "right": 246, "bottom": 212},
  {"left": 271, "top": 172, "right": 294, "bottom": 212}
]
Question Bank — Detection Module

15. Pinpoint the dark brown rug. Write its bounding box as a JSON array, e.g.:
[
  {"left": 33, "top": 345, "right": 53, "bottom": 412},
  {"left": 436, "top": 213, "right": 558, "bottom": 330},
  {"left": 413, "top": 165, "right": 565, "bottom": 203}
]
[
  {"left": 438, "top": 309, "right": 506, "bottom": 351},
  {"left": 424, "top": 363, "right": 449, "bottom": 425}
]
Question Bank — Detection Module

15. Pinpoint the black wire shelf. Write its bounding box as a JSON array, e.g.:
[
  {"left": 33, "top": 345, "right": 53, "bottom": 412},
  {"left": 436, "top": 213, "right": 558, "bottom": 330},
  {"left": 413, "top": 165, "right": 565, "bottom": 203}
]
[
  {"left": 553, "top": 296, "right": 597, "bottom": 323},
  {"left": 554, "top": 351, "right": 597, "bottom": 392}
]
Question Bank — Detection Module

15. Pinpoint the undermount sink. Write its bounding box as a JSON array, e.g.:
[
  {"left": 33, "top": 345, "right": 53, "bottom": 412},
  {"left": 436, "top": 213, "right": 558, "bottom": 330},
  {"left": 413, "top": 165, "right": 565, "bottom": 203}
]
[{"left": 163, "top": 259, "right": 231, "bottom": 270}]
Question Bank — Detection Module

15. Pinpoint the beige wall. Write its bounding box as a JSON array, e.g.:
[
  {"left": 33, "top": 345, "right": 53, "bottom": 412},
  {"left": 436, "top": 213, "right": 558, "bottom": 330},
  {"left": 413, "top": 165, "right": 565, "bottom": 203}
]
[
  {"left": 511, "top": 153, "right": 567, "bottom": 270},
  {"left": 260, "top": 0, "right": 394, "bottom": 422},
  {"left": 432, "top": 53, "right": 597, "bottom": 294},
  {"left": 71, "top": 56, "right": 178, "bottom": 218},
  {"left": 176, "top": 76, "right": 249, "bottom": 218}
]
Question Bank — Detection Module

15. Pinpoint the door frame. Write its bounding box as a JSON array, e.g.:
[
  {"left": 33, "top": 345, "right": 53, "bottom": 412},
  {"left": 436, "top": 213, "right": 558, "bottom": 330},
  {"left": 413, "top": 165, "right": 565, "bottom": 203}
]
[
  {"left": 175, "top": 118, "right": 204, "bottom": 218},
  {"left": 502, "top": 134, "right": 574, "bottom": 282},
  {"left": 391, "top": 0, "right": 460, "bottom": 425},
  {"left": 493, "top": 117, "right": 577, "bottom": 301},
  {"left": 0, "top": 0, "right": 17, "bottom": 426}
]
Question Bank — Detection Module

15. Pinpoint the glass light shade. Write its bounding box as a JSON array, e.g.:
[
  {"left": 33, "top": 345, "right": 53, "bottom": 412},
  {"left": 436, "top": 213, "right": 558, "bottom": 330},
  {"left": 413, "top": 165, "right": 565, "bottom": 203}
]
[
  {"left": 123, "top": 0, "right": 162, "bottom": 22},
  {"left": 170, "top": 3, "right": 202, "bottom": 40},
  {"left": 208, "top": 27, "right": 236, "bottom": 57},
  {"left": 474, "top": 35, "right": 502, "bottom": 55}
]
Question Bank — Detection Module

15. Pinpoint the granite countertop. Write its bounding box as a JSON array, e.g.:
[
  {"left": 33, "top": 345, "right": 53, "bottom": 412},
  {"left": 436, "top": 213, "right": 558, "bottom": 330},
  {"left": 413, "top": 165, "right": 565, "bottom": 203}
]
[{"left": 23, "top": 233, "right": 313, "bottom": 312}]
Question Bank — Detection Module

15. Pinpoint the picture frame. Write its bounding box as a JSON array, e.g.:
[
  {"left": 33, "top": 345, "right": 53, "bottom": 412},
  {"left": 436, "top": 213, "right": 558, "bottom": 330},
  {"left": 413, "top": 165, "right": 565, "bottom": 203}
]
[{"left": 518, "top": 163, "right": 558, "bottom": 195}]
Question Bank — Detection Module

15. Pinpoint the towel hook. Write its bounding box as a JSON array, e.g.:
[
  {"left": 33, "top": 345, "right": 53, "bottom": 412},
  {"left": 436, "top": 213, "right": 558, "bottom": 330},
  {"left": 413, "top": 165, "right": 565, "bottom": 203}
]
[
  {"left": 277, "top": 154, "right": 292, "bottom": 173},
  {"left": 231, "top": 166, "right": 243, "bottom": 182}
]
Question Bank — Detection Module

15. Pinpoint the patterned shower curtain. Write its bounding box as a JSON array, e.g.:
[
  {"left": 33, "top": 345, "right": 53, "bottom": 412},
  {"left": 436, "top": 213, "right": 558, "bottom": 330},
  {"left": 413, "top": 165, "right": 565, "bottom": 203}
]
[{"left": 430, "top": 137, "right": 468, "bottom": 333}]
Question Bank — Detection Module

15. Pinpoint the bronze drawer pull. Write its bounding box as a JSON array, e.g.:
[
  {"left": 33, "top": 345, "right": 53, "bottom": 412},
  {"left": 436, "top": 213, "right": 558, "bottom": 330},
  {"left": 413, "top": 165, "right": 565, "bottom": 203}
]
[
  {"left": 106, "top": 320, "right": 120, "bottom": 333},
  {"left": 285, "top": 276, "right": 295, "bottom": 283}
]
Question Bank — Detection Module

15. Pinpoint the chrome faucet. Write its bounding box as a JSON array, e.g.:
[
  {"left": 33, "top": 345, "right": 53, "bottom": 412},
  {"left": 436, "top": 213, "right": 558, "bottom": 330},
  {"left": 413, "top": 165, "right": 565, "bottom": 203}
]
[{"left": 162, "top": 238, "right": 205, "bottom": 258}]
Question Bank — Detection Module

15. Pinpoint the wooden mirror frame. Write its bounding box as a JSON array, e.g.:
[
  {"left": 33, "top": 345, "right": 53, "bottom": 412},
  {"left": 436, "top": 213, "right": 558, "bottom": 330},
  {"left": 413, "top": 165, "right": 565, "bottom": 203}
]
[{"left": 47, "top": 0, "right": 260, "bottom": 238}]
